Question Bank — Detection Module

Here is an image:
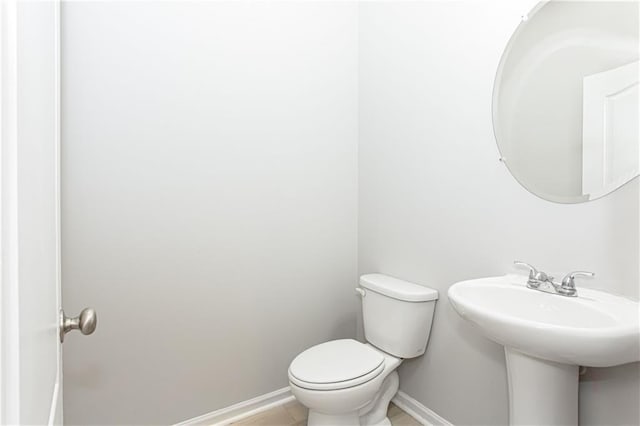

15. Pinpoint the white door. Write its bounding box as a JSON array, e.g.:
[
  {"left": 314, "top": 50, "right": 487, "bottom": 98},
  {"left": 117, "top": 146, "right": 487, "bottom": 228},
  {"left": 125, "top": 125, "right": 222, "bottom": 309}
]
[
  {"left": 0, "top": 0, "right": 62, "bottom": 424},
  {"left": 1, "top": 1, "right": 96, "bottom": 424},
  {"left": 582, "top": 60, "right": 639, "bottom": 199}
]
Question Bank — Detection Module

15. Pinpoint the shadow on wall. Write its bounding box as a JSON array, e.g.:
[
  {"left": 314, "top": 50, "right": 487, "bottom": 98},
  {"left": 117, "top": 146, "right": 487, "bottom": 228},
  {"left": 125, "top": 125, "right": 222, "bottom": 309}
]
[{"left": 579, "top": 363, "right": 640, "bottom": 426}]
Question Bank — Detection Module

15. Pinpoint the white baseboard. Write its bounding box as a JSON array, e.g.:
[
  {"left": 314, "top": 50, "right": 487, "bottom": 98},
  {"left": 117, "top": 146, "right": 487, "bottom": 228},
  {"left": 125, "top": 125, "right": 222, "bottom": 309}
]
[
  {"left": 175, "top": 387, "right": 451, "bottom": 426},
  {"left": 392, "top": 391, "right": 453, "bottom": 426},
  {"left": 175, "top": 387, "right": 294, "bottom": 426}
]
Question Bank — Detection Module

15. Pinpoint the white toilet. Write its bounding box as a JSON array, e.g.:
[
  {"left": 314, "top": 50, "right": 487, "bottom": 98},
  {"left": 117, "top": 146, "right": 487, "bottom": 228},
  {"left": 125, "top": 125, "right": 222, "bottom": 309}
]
[{"left": 288, "top": 274, "right": 438, "bottom": 426}]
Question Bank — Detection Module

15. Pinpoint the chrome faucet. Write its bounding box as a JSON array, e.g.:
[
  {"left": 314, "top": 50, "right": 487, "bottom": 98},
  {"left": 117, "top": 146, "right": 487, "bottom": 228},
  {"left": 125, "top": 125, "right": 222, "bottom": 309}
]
[
  {"left": 513, "top": 261, "right": 554, "bottom": 287},
  {"left": 513, "top": 261, "right": 594, "bottom": 297}
]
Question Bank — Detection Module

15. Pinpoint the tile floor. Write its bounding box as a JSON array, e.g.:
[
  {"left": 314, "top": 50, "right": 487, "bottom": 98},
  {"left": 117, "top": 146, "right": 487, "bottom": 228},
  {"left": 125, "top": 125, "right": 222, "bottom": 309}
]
[{"left": 230, "top": 400, "right": 421, "bottom": 426}]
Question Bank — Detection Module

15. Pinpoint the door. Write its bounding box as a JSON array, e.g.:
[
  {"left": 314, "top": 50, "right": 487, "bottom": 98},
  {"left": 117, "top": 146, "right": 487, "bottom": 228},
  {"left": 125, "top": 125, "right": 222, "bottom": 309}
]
[
  {"left": 1, "top": 0, "right": 62, "bottom": 424},
  {"left": 1, "top": 1, "right": 95, "bottom": 424},
  {"left": 582, "top": 60, "right": 639, "bottom": 198}
]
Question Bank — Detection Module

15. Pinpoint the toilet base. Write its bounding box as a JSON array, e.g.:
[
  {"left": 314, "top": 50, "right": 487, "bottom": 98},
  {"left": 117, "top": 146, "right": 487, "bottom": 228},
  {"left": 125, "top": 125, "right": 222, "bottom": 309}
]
[
  {"left": 307, "top": 412, "right": 391, "bottom": 426},
  {"left": 308, "top": 411, "right": 361, "bottom": 426},
  {"left": 368, "top": 417, "right": 391, "bottom": 426},
  {"left": 359, "top": 371, "right": 399, "bottom": 425},
  {"left": 305, "top": 371, "right": 399, "bottom": 426}
]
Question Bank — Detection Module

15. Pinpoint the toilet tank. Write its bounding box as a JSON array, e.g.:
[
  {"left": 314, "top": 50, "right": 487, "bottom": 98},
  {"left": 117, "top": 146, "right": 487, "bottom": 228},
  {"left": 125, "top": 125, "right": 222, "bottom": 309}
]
[{"left": 359, "top": 274, "right": 438, "bottom": 359}]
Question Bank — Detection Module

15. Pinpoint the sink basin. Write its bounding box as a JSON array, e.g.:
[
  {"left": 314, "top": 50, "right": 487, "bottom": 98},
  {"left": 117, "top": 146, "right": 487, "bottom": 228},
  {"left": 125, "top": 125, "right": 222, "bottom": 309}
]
[
  {"left": 449, "top": 274, "right": 640, "bottom": 425},
  {"left": 448, "top": 275, "right": 640, "bottom": 367}
]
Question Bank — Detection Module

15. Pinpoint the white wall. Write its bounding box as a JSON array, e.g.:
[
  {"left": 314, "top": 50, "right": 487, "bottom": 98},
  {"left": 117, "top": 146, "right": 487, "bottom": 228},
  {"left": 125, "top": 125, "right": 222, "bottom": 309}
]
[
  {"left": 61, "top": 2, "right": 358, "bottom": 424},
  {"left": 358, "top": 1, "right": 639, "bottom": 425}
]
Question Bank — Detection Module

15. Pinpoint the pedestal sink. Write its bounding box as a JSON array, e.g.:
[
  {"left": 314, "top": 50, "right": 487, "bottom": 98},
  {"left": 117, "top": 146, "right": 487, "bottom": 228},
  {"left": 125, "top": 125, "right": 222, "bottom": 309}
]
[{"left": 448, "top": 275, "right": 640, "bottom": 425}]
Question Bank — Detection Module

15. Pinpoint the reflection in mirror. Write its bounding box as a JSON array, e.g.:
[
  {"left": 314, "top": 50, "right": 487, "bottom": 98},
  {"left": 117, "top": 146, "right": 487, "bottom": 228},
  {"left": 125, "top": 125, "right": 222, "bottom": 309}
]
[{"left": 493, "top": 1, "right": 639, "bottom": 203}]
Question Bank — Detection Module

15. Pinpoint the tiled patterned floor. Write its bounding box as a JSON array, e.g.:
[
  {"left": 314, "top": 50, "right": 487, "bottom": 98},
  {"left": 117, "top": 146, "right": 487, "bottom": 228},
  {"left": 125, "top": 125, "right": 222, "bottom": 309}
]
[{"left": 230, "top": 400, "right": 421, "bottom": 426}]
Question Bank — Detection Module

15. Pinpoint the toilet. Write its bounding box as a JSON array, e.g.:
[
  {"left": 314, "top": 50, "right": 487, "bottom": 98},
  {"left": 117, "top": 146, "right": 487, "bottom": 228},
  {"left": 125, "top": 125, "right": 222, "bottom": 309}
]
[{"left": 288, "top": 274, "right": 438, "bottom": 426}]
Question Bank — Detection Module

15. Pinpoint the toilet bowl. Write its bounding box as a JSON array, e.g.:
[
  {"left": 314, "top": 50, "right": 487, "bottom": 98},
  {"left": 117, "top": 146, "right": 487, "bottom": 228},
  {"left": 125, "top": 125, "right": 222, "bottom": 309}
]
[
  {"left": 288, "top": 274, "right": 438, "bottom": 426},
  {"left": 289, "top": 340, "right": 401, "bottom": 425}
]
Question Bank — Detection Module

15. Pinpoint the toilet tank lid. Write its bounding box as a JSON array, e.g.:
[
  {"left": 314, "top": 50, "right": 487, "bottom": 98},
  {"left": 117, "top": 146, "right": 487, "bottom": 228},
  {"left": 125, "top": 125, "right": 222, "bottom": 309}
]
[{"left": 359, "top": 274, "right": 438, "bottom": 302}]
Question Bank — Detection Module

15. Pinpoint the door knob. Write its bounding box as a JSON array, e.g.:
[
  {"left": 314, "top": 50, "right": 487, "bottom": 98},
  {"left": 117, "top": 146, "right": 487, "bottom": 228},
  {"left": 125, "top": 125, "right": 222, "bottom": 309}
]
[{"left": 60, "top": 308, "right": 97, "bottom": 343}]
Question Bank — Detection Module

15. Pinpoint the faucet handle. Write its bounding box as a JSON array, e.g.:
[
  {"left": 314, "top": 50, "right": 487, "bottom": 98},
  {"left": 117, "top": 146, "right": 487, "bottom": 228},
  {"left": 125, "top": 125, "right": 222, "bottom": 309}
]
[
  {"left": 561, "top": 271, "right": 595, "bottom": 287},
  {"left": 514, "top": 261, "right": 539, "bottom": 285},
  {"left": 559, "top": 271, "right": 594, "bottom": 296}
]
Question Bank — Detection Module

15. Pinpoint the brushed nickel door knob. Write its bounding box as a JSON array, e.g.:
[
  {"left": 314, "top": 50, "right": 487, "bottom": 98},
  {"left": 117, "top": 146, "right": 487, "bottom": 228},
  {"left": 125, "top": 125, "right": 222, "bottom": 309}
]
[{"left": 60, "top": 308, "right": 97, "bottom": 342}]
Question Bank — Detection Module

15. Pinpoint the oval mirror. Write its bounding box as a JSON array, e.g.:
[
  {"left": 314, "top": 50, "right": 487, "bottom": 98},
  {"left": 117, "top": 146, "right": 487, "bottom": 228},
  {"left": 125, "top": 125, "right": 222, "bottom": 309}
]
[{"left": 493, "top": 1, "right": 639, "bottom": 203}]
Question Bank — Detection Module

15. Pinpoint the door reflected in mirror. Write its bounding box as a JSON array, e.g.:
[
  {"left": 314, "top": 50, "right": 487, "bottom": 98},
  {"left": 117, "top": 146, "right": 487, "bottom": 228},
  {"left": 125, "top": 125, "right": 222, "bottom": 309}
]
[{"left": 493, "top": 0, "right": 639, "bottom": 203}]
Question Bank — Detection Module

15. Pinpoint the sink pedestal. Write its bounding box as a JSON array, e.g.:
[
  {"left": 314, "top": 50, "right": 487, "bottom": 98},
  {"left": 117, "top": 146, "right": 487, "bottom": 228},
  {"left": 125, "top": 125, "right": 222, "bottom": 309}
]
[
  {"left": 449, "top": 276, "right": 640, "bottom": 425},
  {"left": 505, "top": 348, "right": 578, "bottom": 425}
]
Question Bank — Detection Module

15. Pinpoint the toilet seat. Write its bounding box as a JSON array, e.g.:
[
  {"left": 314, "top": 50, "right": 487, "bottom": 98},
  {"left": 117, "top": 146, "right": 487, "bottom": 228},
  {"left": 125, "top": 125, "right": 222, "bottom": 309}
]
[{"left": 288, "top": 339, "right": 385, "bottom": 391}]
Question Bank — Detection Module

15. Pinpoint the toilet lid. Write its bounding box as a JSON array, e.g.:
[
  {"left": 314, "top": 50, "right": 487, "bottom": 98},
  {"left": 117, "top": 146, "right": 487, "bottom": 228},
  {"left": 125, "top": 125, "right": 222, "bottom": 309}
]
[{"left": 288, "top": 339, "right": 385, "bottom": 391}]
